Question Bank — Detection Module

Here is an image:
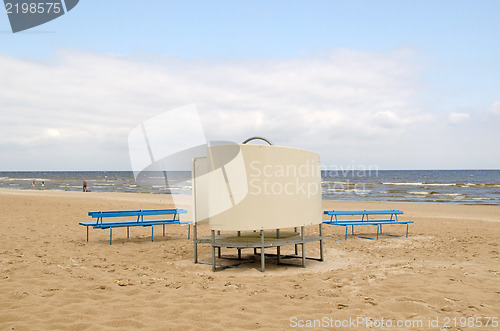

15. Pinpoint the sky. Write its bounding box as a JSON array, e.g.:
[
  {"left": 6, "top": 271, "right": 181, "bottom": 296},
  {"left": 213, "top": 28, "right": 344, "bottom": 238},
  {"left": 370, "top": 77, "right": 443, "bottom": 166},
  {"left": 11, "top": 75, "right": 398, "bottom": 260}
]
[{"left": 1, "top": 0, "right": 499, "bottom": 171}]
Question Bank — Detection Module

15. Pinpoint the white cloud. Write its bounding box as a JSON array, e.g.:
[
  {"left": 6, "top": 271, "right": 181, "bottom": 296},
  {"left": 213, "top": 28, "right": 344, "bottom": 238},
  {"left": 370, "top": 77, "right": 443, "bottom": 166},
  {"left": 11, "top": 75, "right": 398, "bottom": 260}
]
[
  {"left": 44, "top": 129, "right": 63, "bottom": 139},
  {"left": 491, "top": 100, "right": 500, "bottom": 114},
  {"left": 448, "top": 112, "right": 470, "bottom": 125},
  {"left": 0, "top": 48, "right": 498, "bottom": 170}
]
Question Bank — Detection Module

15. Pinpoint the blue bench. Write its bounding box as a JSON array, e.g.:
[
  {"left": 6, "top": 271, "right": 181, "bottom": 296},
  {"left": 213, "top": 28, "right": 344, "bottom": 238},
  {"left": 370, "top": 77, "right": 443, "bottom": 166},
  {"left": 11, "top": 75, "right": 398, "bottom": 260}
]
[
  {"left": 79, "top": 208, "right": 191, "bottom": 244},
  {"left": 322, "top": 210, "right": 413, "bottom": 240}
]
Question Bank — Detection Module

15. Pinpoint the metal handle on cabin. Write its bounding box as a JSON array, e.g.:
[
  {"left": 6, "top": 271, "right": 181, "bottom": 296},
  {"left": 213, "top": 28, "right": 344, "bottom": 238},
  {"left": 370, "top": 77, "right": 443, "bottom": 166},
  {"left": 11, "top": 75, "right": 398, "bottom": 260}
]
[{"left": 242, "top": 137, "right": 273, "bottom": 145}]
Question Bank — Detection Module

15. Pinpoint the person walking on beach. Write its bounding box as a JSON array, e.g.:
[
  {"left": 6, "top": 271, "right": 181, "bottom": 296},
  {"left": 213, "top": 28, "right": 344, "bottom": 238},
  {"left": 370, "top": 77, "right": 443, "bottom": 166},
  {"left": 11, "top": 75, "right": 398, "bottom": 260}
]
[
  {"left": 83, "top": 178, "right": 87, "bottom": 192},
  {"left": 41, "top": 181, "right": 45, "bottom": 190},
  {"left": 32, "top": 180, "right": 35, "bottom": 189}
]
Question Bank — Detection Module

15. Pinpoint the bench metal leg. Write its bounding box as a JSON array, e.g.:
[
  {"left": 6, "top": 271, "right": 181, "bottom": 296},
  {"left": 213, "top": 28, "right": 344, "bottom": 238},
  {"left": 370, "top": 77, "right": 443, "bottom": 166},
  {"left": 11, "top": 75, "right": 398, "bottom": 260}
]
[
  {"left": 127, "top": 226, "right": 129, "bottom": 238},
  {"left": 187, "top": 224, "right": 191, "bottom": 240},
  {"left": 151, "top": 226, "right": 154, "bottom": 242},
  {"left": 345, "top": 226, "right": 348, "bottom": 240},
  {"left": 406, "top": 223, "right": 409, "bottom": 238},
  {"left": 109, "top": 228, "right": 112, "bottom": 245},
  {"left": 163, "top": 224, "right": 165, "bottom": 237},
  {"left": 86, "top": 226, "right": 89, "bottom": 242}
]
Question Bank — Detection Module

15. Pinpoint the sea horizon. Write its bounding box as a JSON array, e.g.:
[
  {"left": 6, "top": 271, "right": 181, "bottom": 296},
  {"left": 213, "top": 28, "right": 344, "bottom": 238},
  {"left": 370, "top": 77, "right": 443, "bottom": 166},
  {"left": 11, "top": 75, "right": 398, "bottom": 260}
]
[{"left": 1, "top": 169, "right": 499, "bottom": 206}]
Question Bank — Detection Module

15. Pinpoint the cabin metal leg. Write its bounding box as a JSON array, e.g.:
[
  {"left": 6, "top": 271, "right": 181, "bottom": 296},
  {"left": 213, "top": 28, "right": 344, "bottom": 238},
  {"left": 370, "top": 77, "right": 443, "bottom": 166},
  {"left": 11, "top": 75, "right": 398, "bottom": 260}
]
[
  {"left": 319, "top": 224, "right": 324, "bottom": 261},
  {"left": 217, "top": 230, "right": 221, "bottom": 258},
  {"left": 260, "top": 230, "right": 265, "bottom": 272},
  {"left": 211, "top": 230, "right": 216, "bottom": 271},
  {"left": 301, "top": 226, "right": 306, "bottom": 268},
  {"left": 276, "top": 229, "right": 280, "bottom": 265},
  {"left": 193, "top": 223, "right": 198, "bottom": 263},
  {"left": 294, "top": 227, "right": 298, "bottom": 255},
  {"left": 237, "top": 231, "right": 241, "bottom": 260}
]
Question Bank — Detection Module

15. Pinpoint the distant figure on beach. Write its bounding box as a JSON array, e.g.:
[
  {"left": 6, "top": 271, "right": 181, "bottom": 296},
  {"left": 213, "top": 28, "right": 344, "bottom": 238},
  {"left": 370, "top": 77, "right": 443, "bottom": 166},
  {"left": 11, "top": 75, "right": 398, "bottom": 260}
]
[
  {"left": 83, "top": 178, "right": 87, "bottom": 192},
  {"left": 32, "top": 180, "right": 35, "bottom": 189},
  {"left": 41, "top": 181, "right": 45, "bottom": 190}
]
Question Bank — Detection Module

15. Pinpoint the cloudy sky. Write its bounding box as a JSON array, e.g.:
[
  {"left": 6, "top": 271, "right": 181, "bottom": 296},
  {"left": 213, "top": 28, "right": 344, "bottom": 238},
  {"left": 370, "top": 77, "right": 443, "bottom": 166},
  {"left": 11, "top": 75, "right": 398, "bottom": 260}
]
[{"left": 1, "top": 1, "right": 499, "bottom": 170}]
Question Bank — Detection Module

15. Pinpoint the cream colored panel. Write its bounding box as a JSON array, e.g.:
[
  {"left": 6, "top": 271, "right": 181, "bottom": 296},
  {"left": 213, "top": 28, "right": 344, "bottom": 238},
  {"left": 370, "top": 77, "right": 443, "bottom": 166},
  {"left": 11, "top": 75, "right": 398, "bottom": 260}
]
[
  {"left": 224, "top": 150, "right": 248, "bottom": 205},
  {"left": 207, "top": 144, "right": 322, "bottom": 231},
  {"left": 207, "top": 168, "right": 233, "bottom": 218},
  {"left": 192, "top": 157, "right": 209, "bottom": 223}
]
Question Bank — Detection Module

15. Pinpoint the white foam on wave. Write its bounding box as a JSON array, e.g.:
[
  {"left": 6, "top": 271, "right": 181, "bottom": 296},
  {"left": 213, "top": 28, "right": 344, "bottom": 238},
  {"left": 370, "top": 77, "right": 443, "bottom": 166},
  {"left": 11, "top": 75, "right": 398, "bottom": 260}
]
[
  {"left": 383, "top": 182, "right": 455, "bottom": 186},
  {"left": 383, "top": 182, "right": 424, "bottom": 186},
  {"left": 408, "top": 191, "right": 430, "bottom": 195},
  {"left": 2, "top": 177, "right": 51, "bottom": 181}
]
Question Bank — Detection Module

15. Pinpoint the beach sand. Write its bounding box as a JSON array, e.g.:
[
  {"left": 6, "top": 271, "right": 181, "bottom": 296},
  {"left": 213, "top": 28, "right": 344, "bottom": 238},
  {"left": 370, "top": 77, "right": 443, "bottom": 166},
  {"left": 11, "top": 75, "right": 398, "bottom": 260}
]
[{"left": 1, "top": 189, "right": 499, "bottom": 330}]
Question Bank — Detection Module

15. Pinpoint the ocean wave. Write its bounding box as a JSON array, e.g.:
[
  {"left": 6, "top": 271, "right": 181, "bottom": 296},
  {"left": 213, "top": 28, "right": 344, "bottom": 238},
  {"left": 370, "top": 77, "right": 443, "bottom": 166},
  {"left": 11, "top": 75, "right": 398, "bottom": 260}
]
[
  {"left": 383, "top": 182, "right": 456, "bottom": 187},
  {"left": 322, "top": 181, "right": 353, "bottom": 185},
  {"left": 1, "top": 177, "right": 51, "bottom": 181}
]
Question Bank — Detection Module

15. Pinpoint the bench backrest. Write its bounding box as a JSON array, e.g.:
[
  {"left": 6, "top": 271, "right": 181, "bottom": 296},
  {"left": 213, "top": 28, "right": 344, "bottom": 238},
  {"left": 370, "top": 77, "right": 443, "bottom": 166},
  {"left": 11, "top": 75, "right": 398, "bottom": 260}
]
[
  {"left": 324, "top": 210, "right": 403, "bottom": 216},
  {"left": 88, "top": 208, "right": 187, "bottom": 218}
]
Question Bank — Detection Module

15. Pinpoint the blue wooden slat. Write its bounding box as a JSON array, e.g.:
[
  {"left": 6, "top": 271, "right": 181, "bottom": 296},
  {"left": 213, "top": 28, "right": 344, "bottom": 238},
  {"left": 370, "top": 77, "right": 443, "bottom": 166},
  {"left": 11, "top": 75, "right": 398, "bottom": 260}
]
[
  {"left": 95, "top": 219, "right": 187, "bottom": 229},
  {"left": 323, "top": 210, "right": 403, "bottom": 216},
  {"left": 88, "top": 208, "right": 187, "bottom": 218}
]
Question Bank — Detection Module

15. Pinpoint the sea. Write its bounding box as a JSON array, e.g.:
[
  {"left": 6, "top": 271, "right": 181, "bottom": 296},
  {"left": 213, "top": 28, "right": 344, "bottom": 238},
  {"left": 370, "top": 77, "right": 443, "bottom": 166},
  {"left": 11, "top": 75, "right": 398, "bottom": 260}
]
[{"left": 0, "top": 170, "right": 499, "bottom": 206}]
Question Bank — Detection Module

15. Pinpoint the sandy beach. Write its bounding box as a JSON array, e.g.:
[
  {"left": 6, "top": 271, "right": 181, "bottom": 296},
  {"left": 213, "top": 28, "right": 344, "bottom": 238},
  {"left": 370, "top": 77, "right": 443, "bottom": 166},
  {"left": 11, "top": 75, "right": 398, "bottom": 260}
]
[{"left": 1, "top": 188, "right": 499, "bottom": 330}]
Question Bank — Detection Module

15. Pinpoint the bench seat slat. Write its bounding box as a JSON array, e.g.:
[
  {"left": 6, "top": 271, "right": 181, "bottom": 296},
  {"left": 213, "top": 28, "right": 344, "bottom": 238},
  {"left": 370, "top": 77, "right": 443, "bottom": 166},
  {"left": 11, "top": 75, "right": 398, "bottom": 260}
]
[
  {"left": 95, "top": 219, "right": 191, "bottom": 229},
  {"left": 323, "top": 220, "right": 413, "bottom": 225},
  {"left": 88, "top": 209, "right": 187, "bottom": 218},
  {"left": 323, "top": 218, "right": 396, "bottom": 223}
]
